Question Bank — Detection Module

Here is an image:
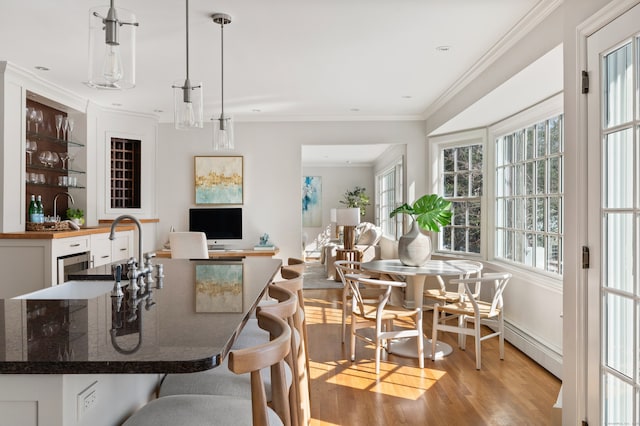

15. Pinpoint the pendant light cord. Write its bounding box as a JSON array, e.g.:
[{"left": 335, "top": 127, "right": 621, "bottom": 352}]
[
  {"left": 220, "top": 20, "right": 225, "bottom": 118},
  {"left": 185, "top": 0, "right": 190, "bottom": 81}
]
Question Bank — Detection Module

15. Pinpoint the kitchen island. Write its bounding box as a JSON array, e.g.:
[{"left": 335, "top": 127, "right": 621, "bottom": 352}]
[{"left": 0, "top": 257, "right": 282, "bottom": 426}]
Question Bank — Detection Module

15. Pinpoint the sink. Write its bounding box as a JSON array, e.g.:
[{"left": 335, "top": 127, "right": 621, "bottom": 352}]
[{"left": 13, "top": 280, "right": 113, "bottom": 300}]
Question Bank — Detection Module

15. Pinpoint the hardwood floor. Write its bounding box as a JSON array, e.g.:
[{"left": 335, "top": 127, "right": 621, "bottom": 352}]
[{"left": 304, "top": 288, "right": 561, "bottom": 426}]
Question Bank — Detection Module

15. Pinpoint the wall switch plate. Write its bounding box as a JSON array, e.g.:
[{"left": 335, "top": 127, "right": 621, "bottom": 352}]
[{"left": 77, "top": 381, "right": 98, "bottom": 421}]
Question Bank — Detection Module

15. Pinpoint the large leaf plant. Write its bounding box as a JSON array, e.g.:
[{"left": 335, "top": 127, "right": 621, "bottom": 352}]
[{"left": 390, "top": 194, "right": 452, "bottom": 232}]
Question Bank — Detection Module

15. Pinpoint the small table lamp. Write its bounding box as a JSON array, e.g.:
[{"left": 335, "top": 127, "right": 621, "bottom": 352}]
[{"left": 337, "top": 208, "right": 360, "bottom": 250}]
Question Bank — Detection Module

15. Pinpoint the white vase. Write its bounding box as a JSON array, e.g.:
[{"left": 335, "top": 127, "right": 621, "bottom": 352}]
[{"left": 398, "top": 219, "right": 432, "bottom": 266}]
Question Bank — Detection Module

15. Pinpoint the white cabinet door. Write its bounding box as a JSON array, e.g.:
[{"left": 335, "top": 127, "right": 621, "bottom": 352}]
[
  {"left": 90, "top": 233, "right": 112, "bottom": 267},
  {"left": 111, "top": 230, "right": 132, "bottom": 263}
]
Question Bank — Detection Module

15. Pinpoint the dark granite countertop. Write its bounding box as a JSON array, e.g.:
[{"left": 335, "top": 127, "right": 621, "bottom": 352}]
[{"left": 0, "top": 257, "right": 281, "bottom": 374}]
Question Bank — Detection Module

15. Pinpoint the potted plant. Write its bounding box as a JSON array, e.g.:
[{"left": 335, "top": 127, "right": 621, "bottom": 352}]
[
  {"left": 66, "top": 208, "right": 85, "bottom": 226},
  {"left": 339, "top": 186, "right": 370, "bottom": 217},
  {"left": 390, "top": 194, "right": 452, "bottom": 266}
]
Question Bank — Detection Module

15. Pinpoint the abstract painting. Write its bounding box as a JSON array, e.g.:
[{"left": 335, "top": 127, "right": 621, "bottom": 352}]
[
  {"left": 195, "top": 263, "right": 243, "bottom": 313},
  {"left": 194, "top": 156, "right": 243, "bottom": 204},
  {"left": 302, "top": 176, "right": 322, "bottom": 227}
]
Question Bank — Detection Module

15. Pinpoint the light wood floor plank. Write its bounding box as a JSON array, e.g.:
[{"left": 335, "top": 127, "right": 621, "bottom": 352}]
[{"left": 304, "top": 288, "right": 561, "bottom": 426}]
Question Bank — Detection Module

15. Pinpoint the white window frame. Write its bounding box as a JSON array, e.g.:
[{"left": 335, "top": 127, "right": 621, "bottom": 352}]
[
  {"left": 430, "top": 129, "right": 487, "bottom": 257},
  {"left": 375, "top": 158, "right": 404, "bottom": 239},
  {"left": 488, "top": 93, "right": 564, "bottom": 280}
]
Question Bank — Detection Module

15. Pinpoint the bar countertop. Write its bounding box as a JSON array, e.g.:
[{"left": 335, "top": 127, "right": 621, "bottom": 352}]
[
  {"left": 0, "top": 224, "right": 136, "bottom": 239},
  {"left": 0, "top": 257, "right": 281, "bottom": 374}
]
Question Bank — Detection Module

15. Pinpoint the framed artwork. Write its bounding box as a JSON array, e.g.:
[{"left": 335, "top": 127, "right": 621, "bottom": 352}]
[
  {"left": 194, "top": 156, "right": 243, "bottom": 204},
  {"left": 302, "top": 176, "right": 322, "bottom": 227},
  {"left": 195, "top": 263, "right": 243, "bottom": 313}
]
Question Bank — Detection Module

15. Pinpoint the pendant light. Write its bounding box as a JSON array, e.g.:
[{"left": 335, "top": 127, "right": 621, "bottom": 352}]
[
  {"left": 87, "top": 0, "right": 138, "bottom": 89},
  {"left": 211, "top": 13, "right": 234, "bottom": 151},
  {"left": 172, "top": 0, "right": 204, "bottom": 129}
]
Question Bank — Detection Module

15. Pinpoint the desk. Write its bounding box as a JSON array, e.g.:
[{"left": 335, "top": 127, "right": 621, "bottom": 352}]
[
  {"left": 360, "top": 259, "right": 482, "bottom": 359},
  {"left": 0, "top": 257, "right": 282, "bottom": 374},
  {"left": 155, "top": 247, "right": 279, "bottom": 259}
]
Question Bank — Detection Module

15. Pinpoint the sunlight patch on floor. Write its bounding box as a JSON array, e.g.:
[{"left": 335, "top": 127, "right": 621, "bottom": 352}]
[
  {"left": 305, "top": 303, "right": 343, "bottom": 325},
  {"left": 313, "top": 359, "right": 445, "bottom": 399}
]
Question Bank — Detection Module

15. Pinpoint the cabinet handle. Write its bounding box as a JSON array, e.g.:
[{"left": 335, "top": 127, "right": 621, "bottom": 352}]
[
  {"left": 120, "top": 248, "right": 127, "bottom": 251},
  {"left": 70, "top": 243, "right": 81, "bottom": 247},
  {"left": 101, "top": 255, "right": 109, "bottom": 259}
]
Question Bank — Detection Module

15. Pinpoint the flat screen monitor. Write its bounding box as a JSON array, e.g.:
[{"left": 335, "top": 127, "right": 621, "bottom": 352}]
[{"left": 189, "top": 208, "right": 243, "bottom": 241}]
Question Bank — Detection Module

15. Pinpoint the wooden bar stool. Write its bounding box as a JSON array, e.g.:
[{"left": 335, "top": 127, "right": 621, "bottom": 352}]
[{"left": 123, "top": 311, "right": 292, "bottom": 426}]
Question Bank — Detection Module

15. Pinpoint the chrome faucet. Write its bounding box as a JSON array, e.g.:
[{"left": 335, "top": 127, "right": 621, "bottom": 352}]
[
  {"left": 53, "top": 192, "right": 74, "bottom": 221},
  {"left": 109, "top": 214, "right": 144, "bottom": 269}
]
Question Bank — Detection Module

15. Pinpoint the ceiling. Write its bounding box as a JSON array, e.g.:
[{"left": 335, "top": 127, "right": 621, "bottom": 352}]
[{"left": 0, "top": 1, "right": 559, "bottom": 164}]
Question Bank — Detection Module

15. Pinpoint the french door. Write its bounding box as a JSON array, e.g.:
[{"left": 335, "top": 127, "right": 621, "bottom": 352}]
[{"left": 587, "top": 4, "right": 640, "bottom": 424}]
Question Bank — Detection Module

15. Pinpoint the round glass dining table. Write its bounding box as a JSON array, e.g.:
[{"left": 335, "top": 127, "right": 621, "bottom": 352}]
[{"left": 360, "top": 259, "right": 482, "bottom": 359}]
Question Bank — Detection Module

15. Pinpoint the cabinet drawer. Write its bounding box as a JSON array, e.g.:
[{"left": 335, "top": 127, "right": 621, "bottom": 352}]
[
  {"left": 52, "top": 236, "right": 90, "bottom": 257},
  {"left": 91, "top": 236, "right": 112, "bottom": 267}
]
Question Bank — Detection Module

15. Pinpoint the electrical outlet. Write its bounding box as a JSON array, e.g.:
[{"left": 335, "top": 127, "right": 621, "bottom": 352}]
[{"left": 77, "top": 381, "right": 98, "bottom": 421}]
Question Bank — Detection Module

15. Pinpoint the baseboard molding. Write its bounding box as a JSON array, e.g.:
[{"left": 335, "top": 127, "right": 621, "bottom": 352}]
[{"left": 503, "top": 321, "right": 562, "bottom": 379}]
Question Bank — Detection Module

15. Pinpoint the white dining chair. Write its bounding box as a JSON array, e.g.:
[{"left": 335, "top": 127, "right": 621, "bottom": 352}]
[
  {"left": 335, "top": 260, "right": 385, "bottom": 344},
  {"left": 431, "top": 272, "right": 512, "bottom": 370},
  {"left": 168, "top": 232, "right": 208, "bottom": 259},
  {"left": 344, "top": 272, "right": 424, "bottom": 375}
]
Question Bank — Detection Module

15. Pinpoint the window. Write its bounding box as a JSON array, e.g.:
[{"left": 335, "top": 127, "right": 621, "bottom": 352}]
[
  {"left": 376, "top": 159, "right": 403, "bottom": 238},
  {"left": 440, "top": 144, "right": 484, "bottom": 254},
  {"left": 111, "top": 137, "right": 141, "bottom": 209},
  {"left": 495, "top": 114, "right": 564, "bottom": 274}
]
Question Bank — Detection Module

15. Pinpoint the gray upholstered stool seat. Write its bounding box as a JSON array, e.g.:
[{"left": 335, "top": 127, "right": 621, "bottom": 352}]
[
  {"left": 159, "top": 355, "right": 292, "bottom": 401},
  {"left": 122, "top": 394, "right": 283, "bottom": 426},
  {"left": 233, "top": 318, "right": 301, "bottom": 350}
]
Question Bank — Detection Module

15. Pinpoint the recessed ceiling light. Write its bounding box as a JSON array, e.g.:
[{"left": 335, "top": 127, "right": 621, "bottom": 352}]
[
  {"left": 436, "top": 45, "right": 451, "bottom": 52},
  {"left": 34, "top": 66, "right": 50, "bottom": 71}
]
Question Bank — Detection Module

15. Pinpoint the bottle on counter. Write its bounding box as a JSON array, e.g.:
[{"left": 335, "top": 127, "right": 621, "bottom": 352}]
[
  {"left": 28, "top": 194, "right": 37, "bottom": 223},
  {"left": 36, "top": 195, "right": 44, "bottom": 223}
]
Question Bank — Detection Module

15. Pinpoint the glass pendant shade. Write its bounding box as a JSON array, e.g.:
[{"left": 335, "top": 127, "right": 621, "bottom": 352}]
[
  {"left": 213, "top": 115, "right": 234, "bottom": 150},
  {"left": 173, "top": 80, "right": 204, "bottom": 129},
  {"left": 172, "top": 0, "right": 203, "bottom": 130},
  {"left": 87, "top": 3, "right": 137, "bottom": 89},
  {"left": 212, "top": 13, "right": 233, "bottom": 151}
]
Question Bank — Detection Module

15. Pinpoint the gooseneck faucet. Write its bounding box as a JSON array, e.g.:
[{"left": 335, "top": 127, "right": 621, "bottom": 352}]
[
  {"left": 53, "top": 192, "right": 75, "bottom": 221},
  {"left": 109, "top": 214, "right": 160, "bottom": 296},
  {"left": 109, "top": 214, "right": 144, "bottom": 267}
]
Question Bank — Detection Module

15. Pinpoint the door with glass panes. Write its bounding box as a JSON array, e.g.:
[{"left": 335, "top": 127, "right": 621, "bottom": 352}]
[{"left": 586, "top": 4, "right": 640, "bottom": 424}]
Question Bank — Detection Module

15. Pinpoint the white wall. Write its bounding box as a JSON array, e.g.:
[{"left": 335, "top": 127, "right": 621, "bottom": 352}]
[
  {"left": 302, "top": 164, "right": 374, "bottom": 248},
  {"left": 156, "top": 120, "right": 426, "bottom": 262}
]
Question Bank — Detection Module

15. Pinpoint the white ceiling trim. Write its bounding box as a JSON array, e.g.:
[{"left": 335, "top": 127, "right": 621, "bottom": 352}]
[
  {"left": 422, "top": 0, "right": 564, "bottom": 120},
  {"left": 235, "top": 114, "right": 426, "bottom": 123}
]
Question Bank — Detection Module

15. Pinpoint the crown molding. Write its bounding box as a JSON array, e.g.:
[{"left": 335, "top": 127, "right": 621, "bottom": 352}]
[{"left": 422, "top": 0, "right": 563, "bottom": 120}]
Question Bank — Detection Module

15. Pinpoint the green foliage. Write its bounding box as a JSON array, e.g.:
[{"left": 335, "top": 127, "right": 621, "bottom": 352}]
[
  {"left": 339, "top": 186, "right": 370, "bottom": 216},
  {"left": 390, "top": 194, "right": 452, "bottom": 232},
  {"left": 66, "top": 208, "right": 84, "bottom": 219}
]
